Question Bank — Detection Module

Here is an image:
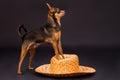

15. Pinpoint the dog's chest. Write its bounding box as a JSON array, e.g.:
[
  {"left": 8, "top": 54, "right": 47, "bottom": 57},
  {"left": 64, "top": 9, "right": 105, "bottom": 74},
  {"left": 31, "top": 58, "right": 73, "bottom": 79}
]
[
  {"left": 54, "top": 31, "right": 61, "bottom": 40},
  {"left": 44, "top": 31, "right": 61, "bottom": 43}
]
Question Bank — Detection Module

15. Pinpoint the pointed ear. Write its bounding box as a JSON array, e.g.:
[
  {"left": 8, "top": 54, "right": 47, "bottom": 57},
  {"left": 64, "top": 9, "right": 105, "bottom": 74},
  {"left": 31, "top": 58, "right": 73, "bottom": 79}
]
[{"left": 46, "top": 3, "right": 52, "bottom": 10}]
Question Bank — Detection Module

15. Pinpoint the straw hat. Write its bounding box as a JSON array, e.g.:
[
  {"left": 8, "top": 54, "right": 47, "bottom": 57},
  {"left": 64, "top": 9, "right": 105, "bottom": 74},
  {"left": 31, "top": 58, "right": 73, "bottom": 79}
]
[{"left": 35, "top": 54, "right": 96, "bottom": 77}]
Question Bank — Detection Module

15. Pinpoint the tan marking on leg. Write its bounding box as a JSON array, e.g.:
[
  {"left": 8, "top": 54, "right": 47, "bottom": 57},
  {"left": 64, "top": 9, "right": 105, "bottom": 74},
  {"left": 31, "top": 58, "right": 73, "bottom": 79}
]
[
  {"left": 17, "top": 44, "right": 29, "bottom": 74},
  {"left": 52, "top": 41, "right": 60, "bottom": 59},
  {"left": 58, "top": 40, "right": 64, "bottom": 58},
  {"left": 28, "top": 48, "right": 36, "bottom": 70},
  {"left": 54, "top": 31, "right": 64, "bottom": 58}
]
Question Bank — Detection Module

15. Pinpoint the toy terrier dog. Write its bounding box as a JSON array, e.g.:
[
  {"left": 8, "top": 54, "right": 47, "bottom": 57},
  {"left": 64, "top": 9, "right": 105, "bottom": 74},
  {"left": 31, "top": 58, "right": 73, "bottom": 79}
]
[{"left": 17, "top": 3, "right": 65, "bottom": 74}]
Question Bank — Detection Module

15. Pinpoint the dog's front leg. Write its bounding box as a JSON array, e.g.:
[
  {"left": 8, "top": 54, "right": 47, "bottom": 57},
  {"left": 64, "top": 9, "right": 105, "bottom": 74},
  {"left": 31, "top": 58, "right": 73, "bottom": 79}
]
[
  {"left": 52, "top": 41, "right": 60, "bottom": 59},
  {"left": 58, "top": 39, "right": 64, "bottom": 58},
  {"left": 57, "top": 31, "right": 64, "bottom": 58}
]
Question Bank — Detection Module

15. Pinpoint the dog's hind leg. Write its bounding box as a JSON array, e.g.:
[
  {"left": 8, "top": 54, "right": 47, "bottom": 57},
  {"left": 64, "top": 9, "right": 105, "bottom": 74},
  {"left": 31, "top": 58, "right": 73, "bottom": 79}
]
[
  {"left": 17, "top": 43, "right": 29, "bottom": 75},
  {"left": 28, "top": 48, "right": 36, "bottom": 70}
]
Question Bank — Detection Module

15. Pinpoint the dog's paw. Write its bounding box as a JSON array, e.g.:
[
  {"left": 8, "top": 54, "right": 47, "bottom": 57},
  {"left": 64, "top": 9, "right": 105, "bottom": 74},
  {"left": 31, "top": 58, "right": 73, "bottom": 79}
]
[
  {"left": 17, "top": 71, "right": 22, "bottom": 75},
  {"left": 28, "top": 66, "right": 34, "bottom": 70}
]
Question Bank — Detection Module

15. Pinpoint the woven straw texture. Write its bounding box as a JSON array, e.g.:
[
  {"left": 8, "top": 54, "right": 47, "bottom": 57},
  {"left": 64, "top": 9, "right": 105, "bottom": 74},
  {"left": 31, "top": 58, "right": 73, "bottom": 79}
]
[
  {"left": 35, "top": 54, "right": 96, "bottom": 77},
  {"left": 50, "top": 54, "right": 80, "bottom": 74}
]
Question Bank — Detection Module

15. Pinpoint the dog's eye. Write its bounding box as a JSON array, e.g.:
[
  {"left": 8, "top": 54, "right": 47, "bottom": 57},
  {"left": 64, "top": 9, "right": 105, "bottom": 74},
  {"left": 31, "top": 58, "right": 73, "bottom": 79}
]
[
  {"left": 57, "top": 8, "right": 60, "bottom": 13},
  {"left": 54, "top": 8, "right": 60, "bottom": 13},
  {"left": 52, "top": 8, "right": 60, "bottom": 14}
]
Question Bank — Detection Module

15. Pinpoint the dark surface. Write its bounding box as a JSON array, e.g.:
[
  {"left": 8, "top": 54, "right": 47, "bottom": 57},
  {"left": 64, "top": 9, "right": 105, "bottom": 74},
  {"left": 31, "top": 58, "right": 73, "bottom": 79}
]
[{"left": 0, "top": 45, "right": 120, "bottom": 80}]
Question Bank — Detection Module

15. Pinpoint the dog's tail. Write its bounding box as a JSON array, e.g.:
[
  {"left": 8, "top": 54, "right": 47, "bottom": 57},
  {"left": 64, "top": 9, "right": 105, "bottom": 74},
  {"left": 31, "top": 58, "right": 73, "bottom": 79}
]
[{"left": 17, "top": 24, "right": 27, "bottom": 39}]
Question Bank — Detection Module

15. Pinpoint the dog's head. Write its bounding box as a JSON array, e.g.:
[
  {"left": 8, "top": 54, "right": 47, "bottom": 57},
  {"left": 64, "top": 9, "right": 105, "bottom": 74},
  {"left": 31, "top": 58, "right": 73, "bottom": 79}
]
[{"left": 46, "top": 3, "right": 65, "bottom": 25}]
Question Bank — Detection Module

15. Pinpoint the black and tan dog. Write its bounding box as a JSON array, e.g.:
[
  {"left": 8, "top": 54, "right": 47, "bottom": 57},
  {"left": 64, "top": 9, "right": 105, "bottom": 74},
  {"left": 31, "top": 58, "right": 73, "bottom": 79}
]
[{"left": 17, "top": 3, "right": 65, "bottom": 74}]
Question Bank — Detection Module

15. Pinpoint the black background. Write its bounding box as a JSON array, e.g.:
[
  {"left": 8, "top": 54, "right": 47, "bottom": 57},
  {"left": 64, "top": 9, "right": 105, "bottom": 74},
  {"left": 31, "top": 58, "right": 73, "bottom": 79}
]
[{"left": 0, "top": 0, "right": 120, "bottom": 80}]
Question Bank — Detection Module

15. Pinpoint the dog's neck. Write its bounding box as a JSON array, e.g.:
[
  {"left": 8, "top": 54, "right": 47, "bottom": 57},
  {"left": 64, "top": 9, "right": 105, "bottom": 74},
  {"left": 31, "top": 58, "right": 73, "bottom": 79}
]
[{"left": 47, "top": 14, "right": 61, "bottom": 28}]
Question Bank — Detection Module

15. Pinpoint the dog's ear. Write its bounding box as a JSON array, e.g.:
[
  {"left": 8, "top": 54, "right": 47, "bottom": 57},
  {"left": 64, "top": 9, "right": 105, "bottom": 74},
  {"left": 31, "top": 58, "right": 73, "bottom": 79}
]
[{"left": 46, "top": 3, "right": 52, "bottom": 11}]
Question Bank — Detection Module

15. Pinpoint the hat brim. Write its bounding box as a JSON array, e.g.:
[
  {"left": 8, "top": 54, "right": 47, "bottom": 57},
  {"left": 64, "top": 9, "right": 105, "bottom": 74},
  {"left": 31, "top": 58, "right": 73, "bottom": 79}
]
[{"left": 35, "top": 64, "right": 96, "bottom": 77}]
